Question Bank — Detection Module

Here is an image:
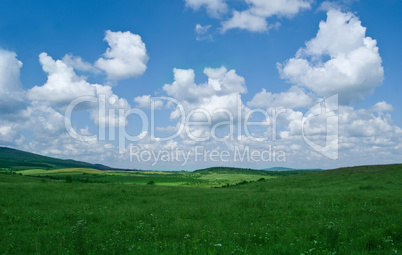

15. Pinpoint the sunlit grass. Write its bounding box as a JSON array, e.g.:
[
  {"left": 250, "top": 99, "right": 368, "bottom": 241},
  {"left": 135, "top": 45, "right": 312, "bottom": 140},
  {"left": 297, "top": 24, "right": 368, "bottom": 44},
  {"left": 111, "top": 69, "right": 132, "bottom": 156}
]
[
  {"left": 16, "top": 167, "right": 280, "bottom": 187},
  {"left": 17, "top": 168, "right": 104, "bottom": 175},
  {"left": 198, "top": 172, "right": 276, "bottom": 181}
]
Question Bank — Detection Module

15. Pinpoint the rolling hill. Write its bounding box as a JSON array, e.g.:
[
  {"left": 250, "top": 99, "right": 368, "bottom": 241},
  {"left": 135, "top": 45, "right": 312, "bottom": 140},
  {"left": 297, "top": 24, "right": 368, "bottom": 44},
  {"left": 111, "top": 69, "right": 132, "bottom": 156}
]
[
  {"left": 0, "top": 147, "right": 113, "bottom": 171},
  {"left": 263, "top": 167, "right": 322, "bottom": 171}
]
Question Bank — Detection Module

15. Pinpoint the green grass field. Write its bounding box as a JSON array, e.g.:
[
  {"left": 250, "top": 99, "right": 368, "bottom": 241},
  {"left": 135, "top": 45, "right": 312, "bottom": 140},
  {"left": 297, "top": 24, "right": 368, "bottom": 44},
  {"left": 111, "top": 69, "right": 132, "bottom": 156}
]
[
  {"left": 14, "top": 167, "right": 294, "bottom": 188},
  {"left": 1, "top": 164, "right": 401, "bottom": 254}
]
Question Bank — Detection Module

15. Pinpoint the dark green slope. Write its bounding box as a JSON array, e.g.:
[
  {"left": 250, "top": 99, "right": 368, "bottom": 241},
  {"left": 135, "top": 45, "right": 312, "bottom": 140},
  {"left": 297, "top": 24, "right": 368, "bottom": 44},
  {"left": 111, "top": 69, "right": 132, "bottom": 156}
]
[
  {"left": 193, "top": 166, "right": 310, "bottom": 176},
  {"left": 0, "top": 147, "right": 113, "bottom": 171}
]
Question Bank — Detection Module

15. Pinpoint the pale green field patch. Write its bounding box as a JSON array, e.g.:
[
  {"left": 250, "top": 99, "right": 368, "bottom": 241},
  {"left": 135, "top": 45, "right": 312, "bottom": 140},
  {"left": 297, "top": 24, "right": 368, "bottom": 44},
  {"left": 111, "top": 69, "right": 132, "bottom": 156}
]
[{"left": 198, "top": 173, "right": 276, "bottom": 182}]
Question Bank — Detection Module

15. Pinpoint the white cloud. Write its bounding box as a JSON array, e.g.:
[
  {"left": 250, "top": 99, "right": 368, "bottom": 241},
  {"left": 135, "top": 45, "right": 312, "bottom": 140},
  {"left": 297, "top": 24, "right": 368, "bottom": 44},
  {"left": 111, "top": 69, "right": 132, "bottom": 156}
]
[
  {"left": 0, "top": 49, "right": 23, "bottom": 92},
  {"left": 1, "top": 30, "right": 148, "bottom": 155},
  {"left": 370, "top": 101, "right": 393, "bottom": 113},
  {"left": 195, "top": 24, "right": 213, "bottom": 41},
  {"left": 27, "top": 31, "right": 144, "bottom": 128},
  {"left": 22, "top": 102, "right": 65, "bottom": 137},
  {"left": 90, "top": 84, "right": 131, "bottom": 127},
  {"left": 163, "top": 67, "right": 246, "bottom": 105},
  {"left": 0, "top": 49, "right": 26, "bottom": 115},
  {"left": 29, "top": 52, "right": 97, "bottom": 108},
  {"left": 221, "top": 0, "right": 311, "bottom": 32},
  {"left": 0, "top": 99, "right": 68, "bottom": 146},
  {"left": 133, "top": 95, "right": 163, "bottom": 109},
  {"left": 62, "top": 53, "right": 98, "bottom": 73},
  {"left": 340, "top": 105, "right": 395, "bottom": 137},
  {"left": 28, "top": 52, "right": 130, "bottom": 127},
  {"left": 0, "top": 49, "right": 28, "bottom": 144},
  {"left": 23, "top": 130, "right": 121, "bottom": 166},
  {"left": 278, "top": 9, "right": 384, "bottom": 105},
  {"left": 95, "top": 30, "right": 149, "bottom": 81},
  {"left": 245, "top": 0, "right": 312, "bottom": 18},
  {"left": 247, "top": 86, "right": 313, "bottom": 109},
  {"left": 0, "top": 122, "right": 21, "bottom": 144},
  {"left": 222, "top": 11, "right": 268, "bottom": 33},
  {"left": 280, "top": 109, "right": 304, "bottom": 136},
  {"left": 163, "top": 66, "right": 248, "bottom": 142},
  {"left": 186, "top": 0, "right": 310, "bottom": 33},
  {"left": 184, "top": 0, "right": 228, "bottom": 17}
]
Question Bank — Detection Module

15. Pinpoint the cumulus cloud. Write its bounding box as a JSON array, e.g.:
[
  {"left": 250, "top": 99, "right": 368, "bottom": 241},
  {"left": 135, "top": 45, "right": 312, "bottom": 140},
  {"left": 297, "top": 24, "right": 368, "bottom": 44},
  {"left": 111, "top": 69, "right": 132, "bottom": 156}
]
[
  {"left": 222, "top": 0, "right": 310, "bottom": 32},
  {"left": 0, "top": 49, "right": 26, "bottom": 115},
  {"left": 162, "top": 66, "right": 248, "bottom": 141},
  {"left": 163, "top": 66, "right": 246, "bottom": 103},
  {"left": 221, "top": 11, "right": 268, "bottom": 33},
  {"left": 22, "top": 102, "right": 66, "bottom": 137},
  {"left": 1, "top": 30, "right": 145, "bottom": 152},
  {"left": 133, "top": 95, "right": 163, "bottom": 109},
  {"left": 54, "top": 30, "right": 149, "bottom": 80},
  {"left": 184, "top": 0, "right": 228, "bottom": 17},
  {"left": 148, "top": 63, "right": 400, "bottom": 165},
  {"left": 247, "top": 86, "right": 313, "bottom": 109},
  {"left": 0, "top": 95, "right": 68, "bottom": 146},
  {"left": 278, "top": 9, "right": 384, "bottom": 104},
  {"left": 370, "top": 101, "right": 393, "bottom": 113},
  {"left": 95, "top": 30, "right": 149, "bottom": 81},
  {"left": 340, "top": 104, "right": 395, "bottom": 138},
  {"left": 6, "top": 98, "right": 122, "bottom": 166},
  {"left": 267, "top": 100, "right": 401, "bottom": 164},
  {"left": 0, "top": 49, "right": 23, "bottom": 92},
  {"left": 0, "top": 121, "right": 21, "bottom": 144},
  {"left": 89, "top": 84, "right": 131, "bottom": 127},
  {"left": 62, "top": 54, "right": 98, "bottom": 73},
  {"left": 28, "top": 52, "right": 130, "bottom": 127},
  {"left": 185, "top": 0, "right": 310, "bottom": 33},
  {"left": 29, "top": 52, "right": 97, "bottom": 108},
  {"left": 243, "top": 0, "right": 312, "bottom": 18}
]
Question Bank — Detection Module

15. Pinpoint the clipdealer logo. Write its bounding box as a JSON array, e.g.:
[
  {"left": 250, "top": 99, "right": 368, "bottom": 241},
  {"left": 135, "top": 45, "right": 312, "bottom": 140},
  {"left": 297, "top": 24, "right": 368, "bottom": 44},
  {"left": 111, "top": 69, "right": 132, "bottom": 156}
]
[{"left": 64, "top": 94, "right": 339, "bottom": 165}]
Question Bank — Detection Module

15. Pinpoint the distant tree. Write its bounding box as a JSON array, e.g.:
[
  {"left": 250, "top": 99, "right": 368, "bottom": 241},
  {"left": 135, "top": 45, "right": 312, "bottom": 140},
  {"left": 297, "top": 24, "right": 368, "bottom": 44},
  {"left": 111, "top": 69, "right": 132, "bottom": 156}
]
[{"left": 147, "top": 180, "right": 155, "bottom": 185}]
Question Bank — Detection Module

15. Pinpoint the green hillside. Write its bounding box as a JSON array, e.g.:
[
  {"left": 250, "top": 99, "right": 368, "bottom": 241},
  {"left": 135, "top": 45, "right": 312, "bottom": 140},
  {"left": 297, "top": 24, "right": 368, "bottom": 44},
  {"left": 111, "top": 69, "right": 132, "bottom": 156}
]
[
  {"left": 0, "top": 147, "right": 113, "bottom": 171},
  {"left": 194, "top": 166, "right": 309, "bottom": 176},
  {"left": 263, "top": 167, "right": 295, "bottom": 171}
]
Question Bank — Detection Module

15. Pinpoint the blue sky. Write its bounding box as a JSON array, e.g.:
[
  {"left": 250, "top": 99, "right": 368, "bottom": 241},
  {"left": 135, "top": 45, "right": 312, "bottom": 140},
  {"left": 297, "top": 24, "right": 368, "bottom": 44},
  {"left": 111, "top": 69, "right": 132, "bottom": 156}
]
[{"left": 0, "top": 0, "right": 401, "bottom": 170}]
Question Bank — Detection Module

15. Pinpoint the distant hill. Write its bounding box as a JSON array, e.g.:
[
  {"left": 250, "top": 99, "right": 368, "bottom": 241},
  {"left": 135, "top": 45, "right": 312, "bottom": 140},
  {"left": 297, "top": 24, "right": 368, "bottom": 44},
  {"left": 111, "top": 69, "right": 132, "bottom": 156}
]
[
  {"left": 263, "top": 167, "right": 294, "bottom": 171},
  {"left": 193, "top": 166, "right": 310, "bottom": 177},
  {"left": 0, "top": 147, "right": 114, "bottom": 171},
  {"left": 263, "top": 167, "right": 322, "bottom": 171}
]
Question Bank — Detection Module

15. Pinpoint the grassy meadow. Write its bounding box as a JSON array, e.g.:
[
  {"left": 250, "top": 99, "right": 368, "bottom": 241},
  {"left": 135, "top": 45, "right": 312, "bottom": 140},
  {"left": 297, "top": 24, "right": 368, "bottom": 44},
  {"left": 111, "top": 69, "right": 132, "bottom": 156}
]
[
  {"left": 14, "top": 167, "right": 295, "bottom": 188},
  {"left": 1, "top": 164, "right": 401, "bottom": 254}
]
